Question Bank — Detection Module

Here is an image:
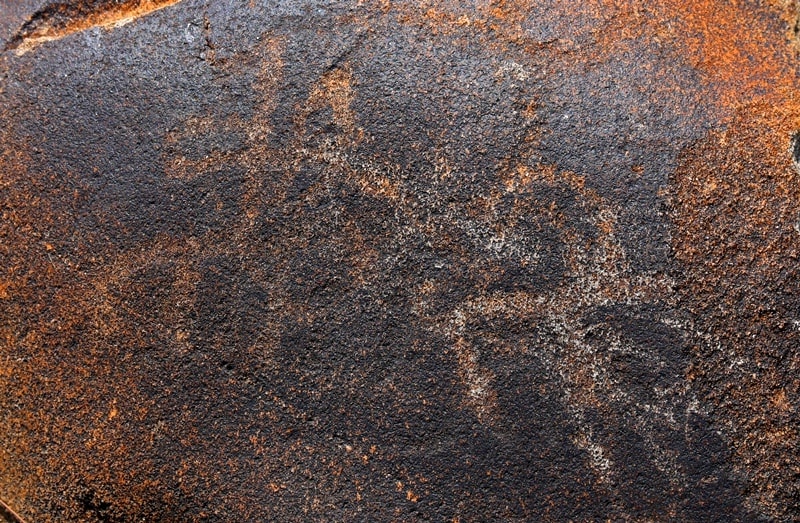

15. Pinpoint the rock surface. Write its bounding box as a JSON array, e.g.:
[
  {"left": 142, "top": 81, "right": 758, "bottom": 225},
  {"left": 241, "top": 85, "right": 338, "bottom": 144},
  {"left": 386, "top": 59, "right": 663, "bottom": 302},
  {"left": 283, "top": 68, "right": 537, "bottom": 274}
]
[{"left": 1, "top": 0, "right": 799, "bottom": 521}]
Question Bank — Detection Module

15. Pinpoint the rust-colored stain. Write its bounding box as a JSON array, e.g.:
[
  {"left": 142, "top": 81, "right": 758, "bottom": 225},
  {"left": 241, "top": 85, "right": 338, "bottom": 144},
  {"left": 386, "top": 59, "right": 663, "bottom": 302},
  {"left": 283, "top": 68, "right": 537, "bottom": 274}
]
[
  {"left": 1, "top": 0, "right": 799, "bottom": 521},
  {"left": 4, "top": 0, "right": 184, "bottom": 55}
]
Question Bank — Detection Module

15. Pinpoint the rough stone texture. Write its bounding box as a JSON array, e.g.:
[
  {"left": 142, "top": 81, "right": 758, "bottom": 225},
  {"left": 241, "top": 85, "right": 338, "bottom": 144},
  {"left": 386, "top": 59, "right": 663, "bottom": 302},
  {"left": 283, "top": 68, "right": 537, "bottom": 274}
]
[{"left": 1, "top": 0, "right": 799, "bottom": 521}]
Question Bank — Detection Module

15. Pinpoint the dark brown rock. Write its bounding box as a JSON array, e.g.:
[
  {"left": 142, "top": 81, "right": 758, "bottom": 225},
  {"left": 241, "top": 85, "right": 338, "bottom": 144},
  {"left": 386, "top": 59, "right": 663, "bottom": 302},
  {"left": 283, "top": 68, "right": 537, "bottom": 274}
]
[{"left": 1, "top": 0, "right": 799, "bottom": 521}]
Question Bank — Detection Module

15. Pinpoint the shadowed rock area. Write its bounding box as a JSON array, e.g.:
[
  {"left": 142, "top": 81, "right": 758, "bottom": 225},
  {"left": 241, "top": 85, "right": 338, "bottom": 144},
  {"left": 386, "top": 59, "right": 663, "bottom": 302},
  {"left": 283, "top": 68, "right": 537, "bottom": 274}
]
[{"left": 0, "top": 0, "right": 799, "bottom": 521}]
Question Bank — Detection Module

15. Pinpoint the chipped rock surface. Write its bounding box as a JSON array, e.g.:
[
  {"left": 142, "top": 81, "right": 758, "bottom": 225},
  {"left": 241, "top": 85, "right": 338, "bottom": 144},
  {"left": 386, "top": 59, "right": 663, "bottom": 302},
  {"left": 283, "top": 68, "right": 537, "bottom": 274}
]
[{"left": 1, "top": 0, "right": 799, "bottom": 521}]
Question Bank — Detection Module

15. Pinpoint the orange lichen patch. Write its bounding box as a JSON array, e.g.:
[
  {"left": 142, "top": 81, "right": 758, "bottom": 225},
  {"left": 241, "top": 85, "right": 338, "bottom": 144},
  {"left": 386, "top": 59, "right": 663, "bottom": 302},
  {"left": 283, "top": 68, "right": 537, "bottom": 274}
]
[
  {"left": 397, "top": 0, "right": 797, "bottom": 124},
  {"left": 670, "top": 101, "right": 800, "bottom": 517},
  {"left": 650, "top": 0, "right": 798, "bottom": 114},
  {"left": 770, "top": 0, "right": 800, "bottom": 52},
  {"left": 7, "top": 0, "right": 184, "bottom": 55},
  {"left": 499, "top": 0, "right": 796, "bottom": 108},
  {"left": 672, "top": 104, "right": 800, "bottom": 272}
]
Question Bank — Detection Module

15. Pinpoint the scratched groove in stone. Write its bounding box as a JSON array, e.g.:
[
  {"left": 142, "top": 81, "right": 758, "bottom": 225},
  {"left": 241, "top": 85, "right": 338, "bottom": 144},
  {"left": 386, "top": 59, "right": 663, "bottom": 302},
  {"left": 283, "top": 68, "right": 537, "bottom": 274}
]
[{"left": 0, "top": 0, "right": 798, "bottom": 521}]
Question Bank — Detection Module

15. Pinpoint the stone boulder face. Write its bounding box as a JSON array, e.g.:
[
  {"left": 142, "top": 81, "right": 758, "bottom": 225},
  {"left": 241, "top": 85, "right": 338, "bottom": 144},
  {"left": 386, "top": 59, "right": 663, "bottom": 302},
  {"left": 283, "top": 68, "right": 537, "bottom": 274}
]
[{"left": 1, "top": 0, "right": 799, "bottom": 521}]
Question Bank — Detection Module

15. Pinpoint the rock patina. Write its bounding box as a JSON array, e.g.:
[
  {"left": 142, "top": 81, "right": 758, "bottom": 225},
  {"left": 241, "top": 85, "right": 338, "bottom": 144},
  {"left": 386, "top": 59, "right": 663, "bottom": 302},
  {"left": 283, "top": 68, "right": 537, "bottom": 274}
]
[{"left": 1, "top": 0, "right": 799, "bottom": 521}]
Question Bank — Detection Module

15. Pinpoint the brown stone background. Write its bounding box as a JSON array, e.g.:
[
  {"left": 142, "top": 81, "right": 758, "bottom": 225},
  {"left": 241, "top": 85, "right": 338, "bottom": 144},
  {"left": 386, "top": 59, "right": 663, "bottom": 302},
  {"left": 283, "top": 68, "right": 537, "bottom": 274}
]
[{"left": 1, "top": 0, "right": 799, "bottom": 521}]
